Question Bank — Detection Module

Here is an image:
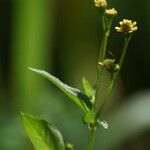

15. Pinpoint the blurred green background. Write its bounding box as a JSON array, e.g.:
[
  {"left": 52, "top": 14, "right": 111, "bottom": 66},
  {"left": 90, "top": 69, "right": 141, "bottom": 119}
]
[{"left": 0, "top": 0, "right": 150, "bottom": 149}]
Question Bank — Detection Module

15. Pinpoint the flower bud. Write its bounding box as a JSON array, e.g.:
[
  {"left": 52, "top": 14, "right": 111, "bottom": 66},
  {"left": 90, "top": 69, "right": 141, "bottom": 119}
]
[
  {"left": 99, "top": 59, "right": 119, "bottom": 73},
  {"left": 94, "top": 0, "right": 107, "bottom": 9},
  {"left": 105, "top": 8, "right": 117, "bottom": 18}
]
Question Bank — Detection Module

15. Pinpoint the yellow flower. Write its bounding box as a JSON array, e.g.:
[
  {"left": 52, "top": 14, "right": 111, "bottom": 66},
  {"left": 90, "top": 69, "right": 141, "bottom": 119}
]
[
  {"left": 94, "top": 0, "right": 107, "bottom": 8},
  {"left": 115, "top": 19, "right": 137, "bottom": 34},
  {"left": 105, "top": 8, "right": 117, "bottom": 17}
]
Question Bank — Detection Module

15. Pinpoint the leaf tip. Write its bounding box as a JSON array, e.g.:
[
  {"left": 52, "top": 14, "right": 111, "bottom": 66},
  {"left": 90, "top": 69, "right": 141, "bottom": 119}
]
[
  {"left": 82, "top": 76, "right": 86, "bottom": 82},
  {"left": 20, "top": 111, "right": 31, "bottom": 120},
  {"left": 28, "top": 67, "right": 35, "bottom": 71}
]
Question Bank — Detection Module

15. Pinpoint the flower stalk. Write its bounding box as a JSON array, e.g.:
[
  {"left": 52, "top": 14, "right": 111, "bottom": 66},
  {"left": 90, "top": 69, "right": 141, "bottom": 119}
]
[
  {"left": 93, "top": 12, "right": 114, "bottom": 111},
  {"left": 97, "top": 35, "right": 131, "bottom": 117},
  {"left": 94, "top": 32, "right": 109, "bottom": 110},
  {"left": 89, "top": 1, "right": 138, "bottom": 150}
]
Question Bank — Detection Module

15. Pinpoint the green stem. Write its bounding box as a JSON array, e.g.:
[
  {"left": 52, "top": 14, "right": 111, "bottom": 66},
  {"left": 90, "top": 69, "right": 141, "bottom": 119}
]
[
  {"left": 97, "top": 75, "right": 115, "bottom": 117},
  {"left": 88, "top": 127, "right": 96, "bottom": 150},
  {"left": 119, "top": 36, "right": 131, "bottom": 68},
  {"left": 93, "top": 36, "right": 107, "bottom": 111},
  {"left": 102, "top": 15, "right": 105, "bottom": 31},
  {"left": 97, "top": 36, "right": 131, "bottom": 117},
  {"left": 93, "top": 22, "right": 111, "bottom": 111}
]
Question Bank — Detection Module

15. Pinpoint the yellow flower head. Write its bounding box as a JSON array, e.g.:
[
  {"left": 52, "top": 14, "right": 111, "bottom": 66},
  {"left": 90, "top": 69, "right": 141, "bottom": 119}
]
[
  {"left": 115, "top": 19, "right": 137, "bottom": 34},
  {"left": 105, "top": 8, "right": 117, "bottom": 17},
  {"left": 94, "top": 0, "right": 107, "bottom": 8}
]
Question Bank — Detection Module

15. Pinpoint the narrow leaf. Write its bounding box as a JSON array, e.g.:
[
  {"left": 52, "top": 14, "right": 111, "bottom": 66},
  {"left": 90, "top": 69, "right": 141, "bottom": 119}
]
[
  {"left": 29, "top": 68, "right": 92, "bottom": 112},
  {"left": 82, "top": 77, "right": 94, "bottom": 100},
  {"left": 21, "top": 112, "right": 65, "bottom": 150}
]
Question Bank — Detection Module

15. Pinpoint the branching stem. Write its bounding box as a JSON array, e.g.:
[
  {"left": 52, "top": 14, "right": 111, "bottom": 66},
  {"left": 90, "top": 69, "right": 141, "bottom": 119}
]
[
  {"left": 97, "top": 36, "right": 131, "bottom": 117},
  {"left": 93, "top": 17, "right": 112, "bottom": 111}
]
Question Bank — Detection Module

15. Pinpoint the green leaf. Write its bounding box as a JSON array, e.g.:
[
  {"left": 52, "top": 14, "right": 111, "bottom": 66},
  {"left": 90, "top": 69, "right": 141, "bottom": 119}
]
[
  {"left": 29, "top": 68, "right": 92, "bottom": 112},
  {"left": 82, "top": 77, "right": 94, "bottom": 100},
  {"left": 21, "top": 112, "right": 65, "bottom": 150}
]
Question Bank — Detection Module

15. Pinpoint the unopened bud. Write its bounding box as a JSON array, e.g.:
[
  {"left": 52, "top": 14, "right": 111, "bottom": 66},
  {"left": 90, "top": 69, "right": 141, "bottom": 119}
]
[
  {"left": 99, "top": 59, "right": 119, "bottom": 73},
  {"left": 105, "top": 8, "right": 117, "bottom": 18},
  {"left": 94, "top": 0, "right": 107, "bottom": 9}
]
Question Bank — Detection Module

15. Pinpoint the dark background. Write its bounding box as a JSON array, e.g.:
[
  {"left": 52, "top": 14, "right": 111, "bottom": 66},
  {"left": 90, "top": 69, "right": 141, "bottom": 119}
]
[{"left": 0, "top": 0, "right": 150, "bottom": 149}]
